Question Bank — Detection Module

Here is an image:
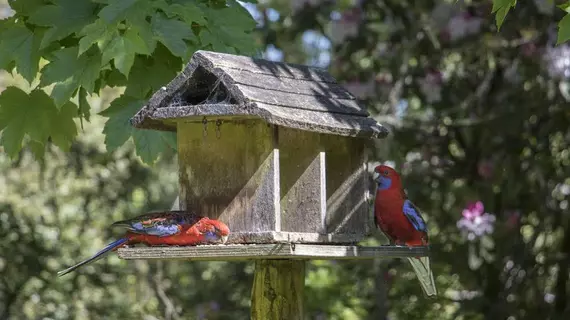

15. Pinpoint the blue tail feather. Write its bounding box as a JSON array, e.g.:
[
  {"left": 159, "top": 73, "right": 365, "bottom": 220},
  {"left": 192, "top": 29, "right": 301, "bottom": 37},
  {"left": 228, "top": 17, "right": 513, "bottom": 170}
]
[{"left": 57, "top": 238, "right": 128, "bottom": 277}]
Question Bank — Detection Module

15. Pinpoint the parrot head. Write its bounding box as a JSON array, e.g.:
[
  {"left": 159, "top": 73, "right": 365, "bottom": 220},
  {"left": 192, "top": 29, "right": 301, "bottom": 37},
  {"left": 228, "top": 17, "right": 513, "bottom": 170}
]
[
  {"left": 373, "top": 165, "right": 401, "bottom": 191},
  {"left": 200, "top": 218, "right": 230, "bottom": 244}
]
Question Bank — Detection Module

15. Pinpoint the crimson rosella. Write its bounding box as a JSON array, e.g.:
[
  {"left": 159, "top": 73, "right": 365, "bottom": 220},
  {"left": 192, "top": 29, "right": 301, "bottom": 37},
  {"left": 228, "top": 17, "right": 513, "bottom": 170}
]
[
  {"left": 57, "top": 211, "right": 230, "bottom": 277},
  {"left": 373, "top": 165, "right": 437, "bottom": 296}
]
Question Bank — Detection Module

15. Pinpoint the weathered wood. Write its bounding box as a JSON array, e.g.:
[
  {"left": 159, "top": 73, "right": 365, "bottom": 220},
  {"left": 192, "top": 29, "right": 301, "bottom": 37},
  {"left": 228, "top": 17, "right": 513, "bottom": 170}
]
[
  {"left": 177, "top": 119, "right": 279, "bottom": 232},
  {"left": 253, "top": 102, "right": 387, "bottom": 138},
  {"left": 235, "top": 84, "right": 367, "bottom": 116},
  {"left": 322, "top": 134, "right": 371, "bottom": 235},
  {"left": 130, "top": 50, "right": 389, "bottom": 139},
  {"left": 146, "top": 102, "right": 387, "bottom": 138},
  {"left": 195, "top": 50, "right": 337, "bottom": 83},
  {"left": 117, "top": 244, "right": 430, "bottom": 261},
  {"left": 220, "top": 231, "right": 367, "bottom": 244},
  {"left": 278, "top": 127, "right": 326, "bottom": 233},
  {"left": 251, "top": 260, "right": 305, "bottom": 320},
  {"left": 220, "top": 68, "right": 356, "bottom": 99}
]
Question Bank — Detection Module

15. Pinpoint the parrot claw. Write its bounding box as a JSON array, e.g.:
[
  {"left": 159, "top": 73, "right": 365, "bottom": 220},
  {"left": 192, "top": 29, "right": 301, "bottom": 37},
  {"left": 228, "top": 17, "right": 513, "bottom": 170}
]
[{"left": 221, "top": 235, "right": 228, "bottom": 244}]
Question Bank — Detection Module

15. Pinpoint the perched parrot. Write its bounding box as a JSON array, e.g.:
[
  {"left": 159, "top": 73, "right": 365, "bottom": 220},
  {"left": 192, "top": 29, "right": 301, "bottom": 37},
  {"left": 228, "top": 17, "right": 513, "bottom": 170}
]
[
  {"left": 57, "top": 211, "right": 230, "bottom": 277},
  {"left": 373, "top": 165, "right": 438, "bottom": 297}
]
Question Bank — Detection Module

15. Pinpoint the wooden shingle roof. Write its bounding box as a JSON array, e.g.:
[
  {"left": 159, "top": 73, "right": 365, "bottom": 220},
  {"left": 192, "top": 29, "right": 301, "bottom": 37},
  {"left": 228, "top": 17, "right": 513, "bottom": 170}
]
[{"left": 130, "top": 50, "right": 388, "bottom": 138}]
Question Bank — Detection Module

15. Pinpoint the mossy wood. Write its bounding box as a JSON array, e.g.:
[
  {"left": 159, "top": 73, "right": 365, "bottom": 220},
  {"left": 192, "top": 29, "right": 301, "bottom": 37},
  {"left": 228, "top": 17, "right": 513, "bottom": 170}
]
[
  {"left": 131, "top": 50, "right": 388, "bottom": 245},
  {"left": 251, "top": 260, "right": 305, "bottom": 320}
]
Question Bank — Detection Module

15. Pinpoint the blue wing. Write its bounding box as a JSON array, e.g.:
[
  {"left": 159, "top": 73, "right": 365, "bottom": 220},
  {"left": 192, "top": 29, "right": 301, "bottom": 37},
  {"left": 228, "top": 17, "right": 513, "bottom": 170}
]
[
  {"left": 402, "top": 200, "right": 428, "bottom": 233},
  {"left": 111, "top": 211, "right": 201, "bottom": 237}
]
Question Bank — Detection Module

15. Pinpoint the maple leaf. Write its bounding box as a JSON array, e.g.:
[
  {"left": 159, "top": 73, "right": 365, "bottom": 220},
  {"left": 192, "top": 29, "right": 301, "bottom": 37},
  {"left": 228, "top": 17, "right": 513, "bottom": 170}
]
[
  {"left": 40, "top": 46, "right": 102, "bottom": 107},
  {"left": 0, "top": 22, "right": 43, "bottom": 82},
  {"left": 151, "top": 12, "right": 198, "bottom": 58},
  {"left": 557, "top": 13, "right": 570, "bottom": 44},
  {"left": 491, "top": 0, "right": 517, "bottom": 30},
  {"left": 28, "top": 0, "right": 97, "bottom": 48},
  {"left": 0, "top": 87, "right": 78, "bottom": 157},
  {"left": 100, "top": 94, "right": 176, "bottom": 163},
  {"left": 124, "top": 46, "right": 181, "bottom": 99}
]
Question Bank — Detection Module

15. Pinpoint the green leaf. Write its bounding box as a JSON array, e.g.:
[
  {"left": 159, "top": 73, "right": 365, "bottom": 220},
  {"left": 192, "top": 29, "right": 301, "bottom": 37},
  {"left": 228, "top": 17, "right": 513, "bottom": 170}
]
[
  {"left": 28, "top": 0, "right": 97, "bottom": 48},
  {"left": 102, "top": 28, "right": 150, "bottom": 77},
  {"left": 201, "top": 1, "right": 258, "bottom": 54},
  {"left": 557, "top": 13, "right": 570, "bottom": 44},
  {"left": 49, "top": 101, "right": 79, "bottom": 150},
  {"left": 491, "top": 0, "right": 516, "bottom": 13},
  {"left": 0, "top": 22, "right": 43, "bottom": 82},
  {"left": 100, "top": 95, "right": 144, "bottom": 152},
  {"left": 491, "top": 0, "right": 516, "bottom": 30},
  {"left": 132, "top": 129, "right": 176, "bottom": 164},
  {"left": 28, "top": 140, "right": 46, "bottom": 159},
  {"left": 78, "top": 88, "right": 91, "bottom": 124},
  {"left": 129, "top": 20, "right": 157, "bottom": 54},
  {"left": 51, "top": 77, "right": 78, "bottom": 108},
  {"left": 100, "top": 94, "right": 176, "bottom": 163},
  {"left": 200, "top": 28, "right": 230, "bottom": 52},
  {"left": 40, "top": 47, "right": 79, "bottom": 85},
  {"left": 78, "top": 19, "right": 114, "bottom": 55},
  {"left": 98, "top": 0, "right": 140, "bottom": 23},
  {"left": 151, "top": 13, "right": 198, "bottom": 58},
  {"left": 8, "top": 0, "right": 45, "bottom": 16},
  {"left": 40, "top": 46, "right": 102, "bottom": 100},
  {"left": 494, "top": 7, "right": 511, "bottom": 30},
  {"left": 559, "top": 2, "right": 570, "bottom": 13},
  {"left": 124, "top": 46, "right": 181, "bottom": 99},
  {"left": 164, "top": 2, "right": 207, "bottom": 25},
  {"left": 0, "top": 87, "right": 78, "bottom": 157}
]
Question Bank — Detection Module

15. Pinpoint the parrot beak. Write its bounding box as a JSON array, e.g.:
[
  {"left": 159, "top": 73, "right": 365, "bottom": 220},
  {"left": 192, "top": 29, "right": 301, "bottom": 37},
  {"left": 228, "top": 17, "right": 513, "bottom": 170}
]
[
  {"left": 372, "top": 171, "right": 380, "bottom": 182},
  {"left": 221, "top": 235, "right": 228, "bottom": 244}
]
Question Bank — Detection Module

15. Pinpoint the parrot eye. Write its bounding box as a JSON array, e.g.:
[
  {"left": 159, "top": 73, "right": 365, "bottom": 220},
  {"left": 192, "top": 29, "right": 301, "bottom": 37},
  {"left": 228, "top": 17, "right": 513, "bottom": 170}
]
[{"left": 383, "top": 170, "right": 389, "bottom": 176}]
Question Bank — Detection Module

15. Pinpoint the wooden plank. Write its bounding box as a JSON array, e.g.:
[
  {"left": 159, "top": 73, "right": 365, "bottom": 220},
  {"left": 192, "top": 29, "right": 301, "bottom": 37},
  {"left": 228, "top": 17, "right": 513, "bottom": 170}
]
[
  {"left": 196, "top": 50, "right": 337, "bottom": 83},
  {"left": 220, "top": 231, "right": 368, "bottom": 244},
  {"left": 322, "top": 135, "right": 371, "bottom": 235},
  {"left": 221, "top": 68, "right": 356, "bottom": 100},
  {"left": 251, "top": 260, "right": 305, "bottom": 320},
  {"left": 177, "top": 119, "right": 279, "bottom": 232},
  {"left": 117, "top": 244, "right": 430, "bottom": 260},
  {"left": 278, "top": 127, "right": 326, "bottom": 233},
  {"left": 254, "top": 102, "right": 388, "bottom": 139},
  {"left": 236, "top": 84, "right": 368, "bottom": 116}
]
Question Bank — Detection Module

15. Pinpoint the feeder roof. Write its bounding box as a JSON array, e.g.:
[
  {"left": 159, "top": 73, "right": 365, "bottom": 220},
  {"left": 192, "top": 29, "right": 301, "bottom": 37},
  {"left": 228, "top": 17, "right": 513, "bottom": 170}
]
[{"left": 130, "top": 50, "right": 388, "bottom": 138}]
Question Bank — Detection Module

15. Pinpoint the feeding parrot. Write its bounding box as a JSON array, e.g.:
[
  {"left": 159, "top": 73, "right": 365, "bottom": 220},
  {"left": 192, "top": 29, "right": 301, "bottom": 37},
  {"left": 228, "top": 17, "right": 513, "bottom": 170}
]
[
  {"left": 57, "top": 211, "right": 230, "bottom": 277},
  {"left": 373, "top": 165, "right": 438, "bottom": 297}
]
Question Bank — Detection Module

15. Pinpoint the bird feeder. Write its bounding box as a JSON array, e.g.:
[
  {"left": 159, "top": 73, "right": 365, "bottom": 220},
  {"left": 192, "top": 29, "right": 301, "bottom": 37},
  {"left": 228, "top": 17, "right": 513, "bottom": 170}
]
[{"left": 121, "top": 50, "right": 429, "bottom": 319}]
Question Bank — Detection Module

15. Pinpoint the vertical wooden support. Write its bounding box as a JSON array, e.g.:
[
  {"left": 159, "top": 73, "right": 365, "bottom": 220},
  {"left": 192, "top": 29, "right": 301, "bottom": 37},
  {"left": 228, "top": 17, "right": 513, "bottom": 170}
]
[
  {"left": 321, "top": 134, "right": 370, "bottom": 235},
  {"left": 278, "top": 127, "right": 326, "bottom": 233},
  {"left": 251, "top": 260, "right": 305, "bottom": 320}
]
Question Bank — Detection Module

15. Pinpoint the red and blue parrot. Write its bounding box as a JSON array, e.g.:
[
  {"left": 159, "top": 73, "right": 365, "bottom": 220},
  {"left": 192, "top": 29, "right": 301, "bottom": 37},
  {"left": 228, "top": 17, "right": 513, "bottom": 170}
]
[
  {"left": 57, "top": 211, "right": 230, "bottom": 277},
  {"left": 373, "top": 165, "right": 438, "bottom": 296}
]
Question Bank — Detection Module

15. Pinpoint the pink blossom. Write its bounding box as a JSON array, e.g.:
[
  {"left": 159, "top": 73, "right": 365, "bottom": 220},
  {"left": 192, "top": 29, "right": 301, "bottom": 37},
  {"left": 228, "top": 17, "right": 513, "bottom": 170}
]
[
  {"left": 457, "top": 201, "right": 496, "bottom": 241},
  {"left": 462, "top": 201, "right": 484, "bottom": 220}
]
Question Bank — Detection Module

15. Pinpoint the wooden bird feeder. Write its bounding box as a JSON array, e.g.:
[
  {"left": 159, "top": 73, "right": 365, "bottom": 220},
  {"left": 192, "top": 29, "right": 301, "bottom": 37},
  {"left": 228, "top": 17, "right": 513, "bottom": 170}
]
[{"left": 121, "top": 50, "right": 429, "bottom": 319}]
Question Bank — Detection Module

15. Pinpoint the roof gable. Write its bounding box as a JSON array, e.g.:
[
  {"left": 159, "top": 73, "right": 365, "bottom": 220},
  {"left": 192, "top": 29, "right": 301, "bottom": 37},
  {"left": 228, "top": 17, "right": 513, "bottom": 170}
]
[{"left": 131, "top": 50, "right": 388, "bottom": 138}]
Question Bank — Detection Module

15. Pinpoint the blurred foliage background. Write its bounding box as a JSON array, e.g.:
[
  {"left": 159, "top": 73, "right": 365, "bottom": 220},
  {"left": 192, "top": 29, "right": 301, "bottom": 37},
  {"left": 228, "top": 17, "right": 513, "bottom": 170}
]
[{"left": 1, "top": 0, "right": 570, "bottom": 319}]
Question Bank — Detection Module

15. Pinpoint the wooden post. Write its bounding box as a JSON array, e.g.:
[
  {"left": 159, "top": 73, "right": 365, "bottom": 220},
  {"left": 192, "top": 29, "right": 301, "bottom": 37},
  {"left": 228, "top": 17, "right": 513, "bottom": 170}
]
[{"left": 251, "top": 259, "right": 305, "bottom": 320}]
